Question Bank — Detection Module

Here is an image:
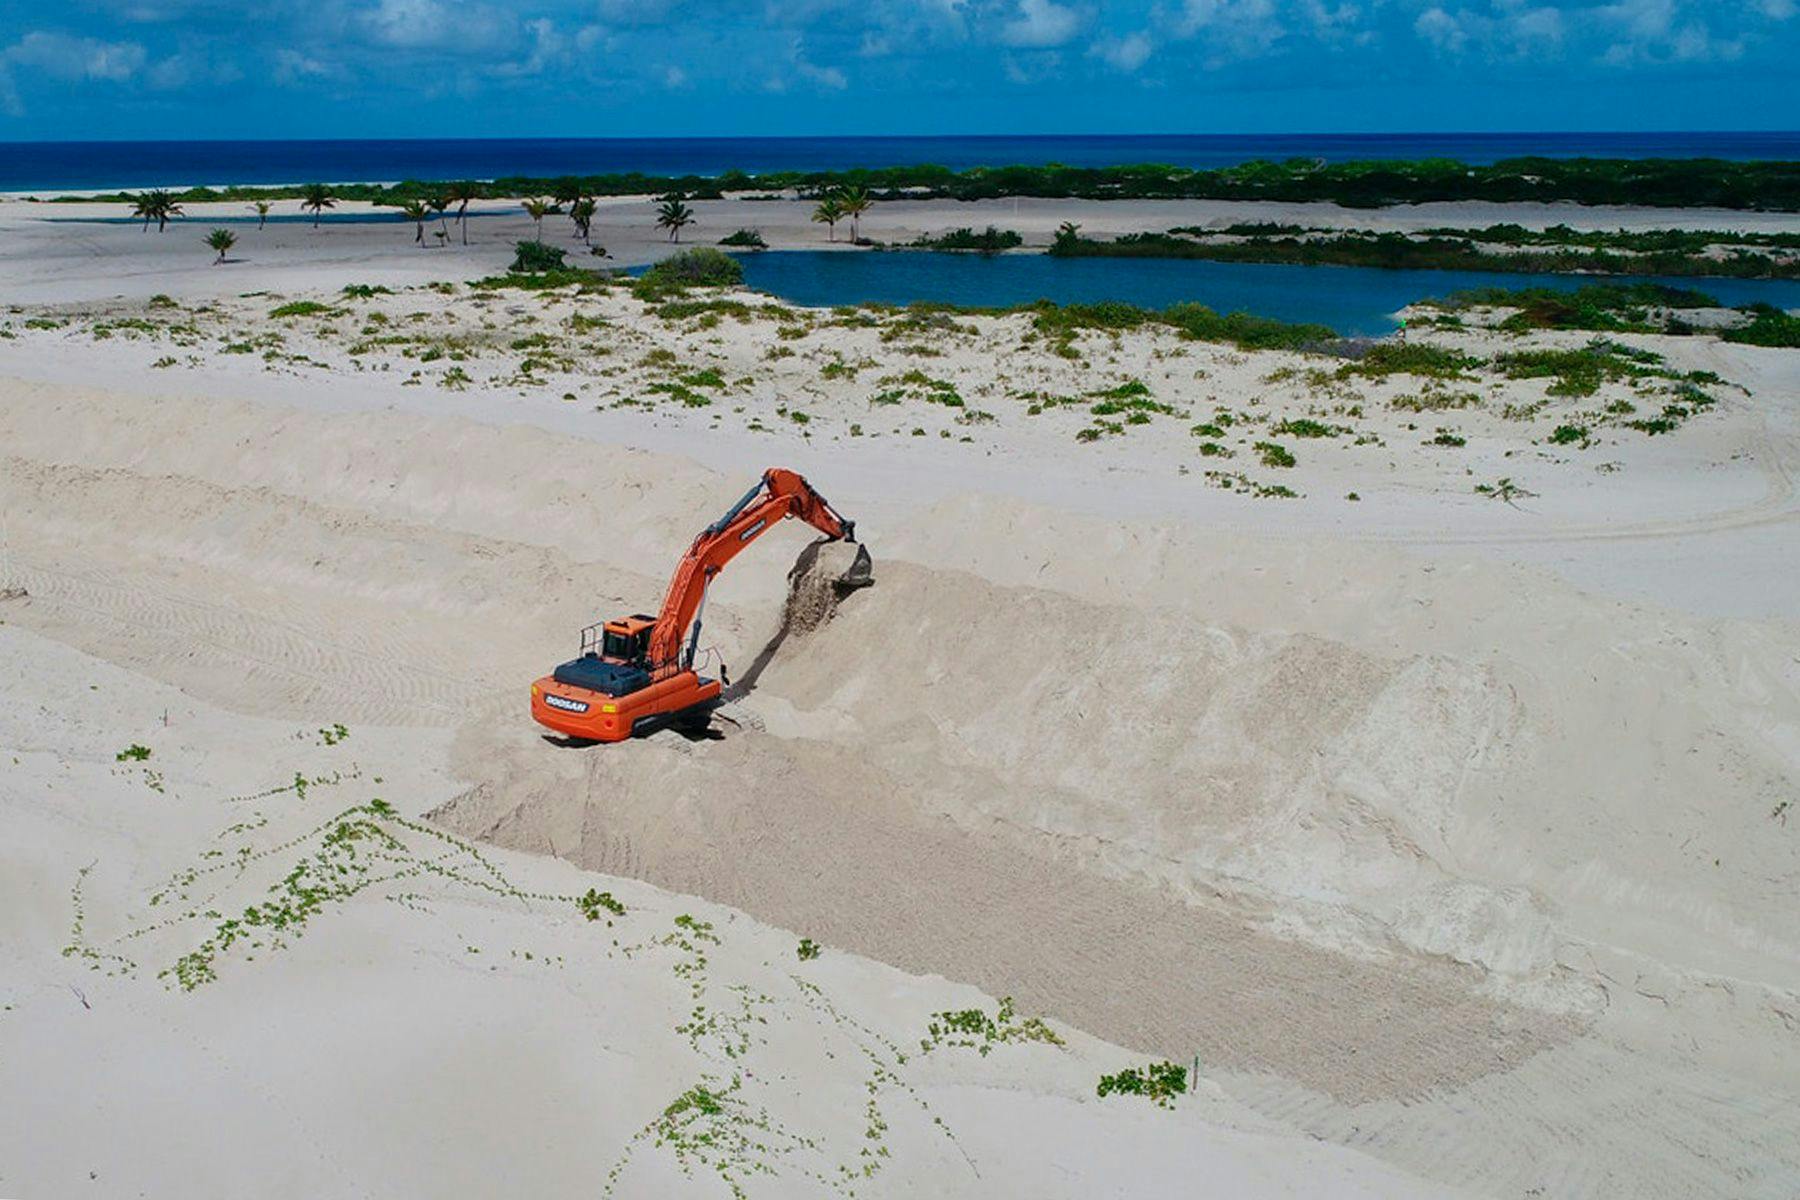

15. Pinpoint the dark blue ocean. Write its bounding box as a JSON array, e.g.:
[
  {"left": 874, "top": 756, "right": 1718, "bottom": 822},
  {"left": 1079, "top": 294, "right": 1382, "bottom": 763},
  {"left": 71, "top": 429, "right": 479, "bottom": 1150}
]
[{"left": 0, "top": 132, "right": 1795, "bottom": 192}]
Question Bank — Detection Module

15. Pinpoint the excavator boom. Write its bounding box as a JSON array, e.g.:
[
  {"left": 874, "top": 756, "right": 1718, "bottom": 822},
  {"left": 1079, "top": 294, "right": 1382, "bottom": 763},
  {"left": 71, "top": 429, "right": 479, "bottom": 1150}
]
[
  {"left": 649, "top": 468, "right": 854, "bottom": 674},
  {"left": 529, "top": 468, "right": 860, "bottom": 742}
]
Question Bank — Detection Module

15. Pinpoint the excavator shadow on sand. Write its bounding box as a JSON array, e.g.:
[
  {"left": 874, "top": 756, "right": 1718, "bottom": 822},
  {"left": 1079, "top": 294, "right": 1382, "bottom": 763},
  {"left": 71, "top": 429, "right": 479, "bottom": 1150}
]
[{"left": 530, "top": 468, "right": 873, "bottom": 747}]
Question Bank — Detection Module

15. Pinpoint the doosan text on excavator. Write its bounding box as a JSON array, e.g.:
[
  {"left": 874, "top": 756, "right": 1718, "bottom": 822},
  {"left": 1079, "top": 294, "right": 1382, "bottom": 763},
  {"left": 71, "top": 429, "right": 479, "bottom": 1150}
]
[{"left": 530, "top": 468, "right": 869, "bottom": 742}]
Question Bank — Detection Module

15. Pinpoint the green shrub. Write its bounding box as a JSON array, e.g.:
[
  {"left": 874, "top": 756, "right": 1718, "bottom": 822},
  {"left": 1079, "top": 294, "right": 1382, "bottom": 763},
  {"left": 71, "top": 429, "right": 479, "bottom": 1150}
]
[
  {"left": 1548, "top": 423, "right": 1589, "bottom": 445},
  {"left": 1341, "top": 342, "right": 1480, "bottom": 379},
  {"left": 510, "top": 240, "right": 567, "bottom": 272},
  {"left": 912, "top": 226, "right": 1024, "bottom": 253},
  {"left": 639, "top": 247, "right": 744, "bottom": 292},
  {"left": 718, "top": 228, "right": 767, "bottom": 249},
  {"left": 1271, "top": 417, "right": 1345, "bottom": 438},
  {"left": 1254, "top": 441, "right": 1296, "bottom": 468},
  {"left": 1164, "top": 302, "right": 1333, "bottom": 351},
  {"left": 269, "top": 300, "right": 337, "bottom": 319},
  {"left": 472, "top": 268, "right": 609, "bottom": 292},
  {"left": 1722, "top": 303, "right": 1800, "bottom": 348}
]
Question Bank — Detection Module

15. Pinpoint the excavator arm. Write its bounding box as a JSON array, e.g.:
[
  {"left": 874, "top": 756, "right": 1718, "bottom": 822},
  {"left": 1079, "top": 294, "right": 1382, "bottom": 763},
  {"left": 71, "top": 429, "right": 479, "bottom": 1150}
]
[{"left": 646, "top": 468, "right": 855, "bottom": 674}]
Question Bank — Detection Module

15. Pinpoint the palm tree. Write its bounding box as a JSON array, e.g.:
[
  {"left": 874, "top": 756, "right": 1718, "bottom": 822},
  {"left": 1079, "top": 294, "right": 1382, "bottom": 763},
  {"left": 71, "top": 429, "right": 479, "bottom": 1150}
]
[
  {"left": 811, "top": 195, "right": 844, "bottom": 242},
  {"left": 569, "top": 197, "right": 597, "bottom": 246},
  {"left": 552, "top": 177, "right": 586, "bottom": 213},
  {"left": 655, "top": 195, "right": 695, "bottom": 243},
  {"left": 521, "top": 197, "right": 559, "bottom": 243},
  {"left": 132, "top": 190, "right": 183, "bottom": 232},
  {"left": 427, "top": 194, "right": 450, "bottom": 245},
  {"left": 300, "top": 183, "right": 335, "bottom": 228},
  {"left": 837, "top": 185, "right": 872, "bottom": 242},
  {"left": 250, "top": 200, "right": 271, "bottom": 230},
  {"left": 399, "top": 199, "right": 430, "bottom": 245},
  {"left": 445, "top": 180, "right": 481, "bottom": 245},
  {"left": 205, "top": 228, "right": 236, "bottom": 264}
]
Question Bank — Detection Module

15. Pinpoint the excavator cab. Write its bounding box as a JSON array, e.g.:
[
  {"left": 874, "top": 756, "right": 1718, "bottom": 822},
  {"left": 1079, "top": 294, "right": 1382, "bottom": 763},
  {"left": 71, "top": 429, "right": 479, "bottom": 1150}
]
[
  {"left": 597, "top": 616, "right": 655, "bottom": 666},
  {"left": 549, "top": 614, "right": 659, "bottom": 699}
]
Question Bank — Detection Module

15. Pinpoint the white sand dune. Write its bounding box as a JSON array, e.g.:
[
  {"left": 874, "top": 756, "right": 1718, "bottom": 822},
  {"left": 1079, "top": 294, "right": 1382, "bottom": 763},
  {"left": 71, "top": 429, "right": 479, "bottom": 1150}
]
[{"left": 1, "top": 204, "right": 1797, "bottom": 1197}]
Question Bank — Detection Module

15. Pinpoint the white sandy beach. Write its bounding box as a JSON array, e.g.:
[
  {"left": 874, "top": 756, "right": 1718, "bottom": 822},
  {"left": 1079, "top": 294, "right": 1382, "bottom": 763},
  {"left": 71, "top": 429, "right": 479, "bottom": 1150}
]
[{"left": 2, "top": 198, "right": 1798, "bottom": 1198}]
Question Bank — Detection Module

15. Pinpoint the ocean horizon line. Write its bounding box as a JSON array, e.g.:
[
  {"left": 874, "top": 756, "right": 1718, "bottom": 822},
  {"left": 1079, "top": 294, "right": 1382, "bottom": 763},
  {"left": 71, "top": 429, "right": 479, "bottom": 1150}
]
[{"left": 2, "top": 131, "right": 1796, "bottom": 194}]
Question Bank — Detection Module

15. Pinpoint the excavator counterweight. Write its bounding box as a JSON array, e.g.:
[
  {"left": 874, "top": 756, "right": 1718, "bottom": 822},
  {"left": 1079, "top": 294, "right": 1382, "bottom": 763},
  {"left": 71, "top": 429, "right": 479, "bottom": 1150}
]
[{"left": 529, "top": 468, "right": 861, "bottom": 742}]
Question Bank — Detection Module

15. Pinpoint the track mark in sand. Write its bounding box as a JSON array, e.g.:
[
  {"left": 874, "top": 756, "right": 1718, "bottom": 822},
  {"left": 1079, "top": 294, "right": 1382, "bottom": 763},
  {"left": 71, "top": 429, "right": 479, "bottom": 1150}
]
[
  {"left": 1216, "top": 1033, "right": 1800, "bottom": 1200},
  {"left": 2, "top": 557, "right": 484, "bottom": 725}
]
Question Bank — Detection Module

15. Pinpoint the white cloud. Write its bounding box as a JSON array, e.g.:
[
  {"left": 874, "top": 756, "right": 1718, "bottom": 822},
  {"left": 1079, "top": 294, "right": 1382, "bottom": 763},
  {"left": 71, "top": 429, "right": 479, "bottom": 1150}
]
[
  {"left": 1166, "top": 0, "right": 1285, "bottom": 61},
  {"left": 357, "top": 0, "right": 515, "bottom": 53},
  {"left": 3, "top": 31, "right": 147, "bottom": 82},
  {"left": 1414, "top": 6, "right": 1468, "bottom": 52},
  {"left": 596, "top": 0, "right": 686, "bottom": 26},
  {"left": 789, "top": 38, "right": 848, "bottom": 88},
  {"left": 145, "top": 51, "right": 242, "bottom": 90},
  {"left": 1415, "top": 4, "right": 1563, "bottom": 58},
  {"left": 273, "top": 48, "right": 334, "bottom": 83},
  {"left": 1000, "top": 0, "right": 1084, "bottom": 48},
  {"left": 1091, "top": 30, "right": 1153, "bottom": 71},
  {"left": 1598, "top": 0, "right": 1742, "bottom": 63},
  {"left": 489, "top": 18, "right": 572, "bottom": 77},
  {"left": 798, "top": 58, "right": 848, "bottom": 87}
]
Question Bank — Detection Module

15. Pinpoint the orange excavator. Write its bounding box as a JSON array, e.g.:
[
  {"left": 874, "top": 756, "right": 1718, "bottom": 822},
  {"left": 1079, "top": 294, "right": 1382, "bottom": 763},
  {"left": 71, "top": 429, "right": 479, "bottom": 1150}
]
[{"left": 530, "top": 468, "right": 860, "bottom": 742}]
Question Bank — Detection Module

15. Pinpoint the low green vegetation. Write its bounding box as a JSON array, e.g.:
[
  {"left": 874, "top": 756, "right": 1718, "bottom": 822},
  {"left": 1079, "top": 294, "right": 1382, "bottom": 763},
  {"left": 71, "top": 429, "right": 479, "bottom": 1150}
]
[
  {"left": 919, "top": 997, "right": 1063, "bottom": 1057},
  {"left": 910, "top": 226, "right": 1023, "bottom": 253},
  {"left": 1096, "top": 1061, "right": 1188, "bottom": 1108},
  {"left": 1435, "top": 282, "right": 1717, "bottom": 333},
  {"left": 576, "top": 888, "right": 626, "bottom": 921},
  {"left": 1340, "top": 342, "right": 1481, "bottom": 379},
  {"left": 718, "top": 228, "right": 767, "bottom": 249},
  {"left": 634, "top": 247, "right": 744, "bottom": 299},
  {"left": 796, "top": 937, "right": 821, "bottom": 961},
  {"left": 269, "top": 300, "right": 337, "bottom": 319},
  {"left": 1254, "top": 441, "right": 1296, "bottom": 468},
  {"left": 1204, "top": 470, "right": 1301, "bottom": 498},
  {"left": 1722, "top": 303, "right": 1800, "bottom": 347},
  {"left": 1048, "top": 227, "right": 1800, "bottom": 279},
  {"left": 1475, "top": 477, "right": 1538, "bottom": 504},
  {"left": 471, "top": 268, "right": 610, "bottom": 293},
  {"left": 510, "top": 240, "right": 568, "bottom": 272},
  {"left": 59, "top": 156, "right": 1800, "bottom": 211},
  {"left": 1493, "top": 339, "right": 1672, "bottom": 397},
  {"left": 115, "top": 744, "right": 152, "bottom": 762},
  {"left": 870, "top": 369, "right": 964, "bottom": 408}
]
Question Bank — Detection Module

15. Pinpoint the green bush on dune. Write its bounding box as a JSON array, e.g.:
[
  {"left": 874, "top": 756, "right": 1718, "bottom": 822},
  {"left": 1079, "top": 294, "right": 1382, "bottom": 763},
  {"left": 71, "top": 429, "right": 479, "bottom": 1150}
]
[
  {"left": 510, "top": 240, "right": 568, "bottom": 272},
  {"left": 633, "top": 247, "right": 745, "bottom": 299}
]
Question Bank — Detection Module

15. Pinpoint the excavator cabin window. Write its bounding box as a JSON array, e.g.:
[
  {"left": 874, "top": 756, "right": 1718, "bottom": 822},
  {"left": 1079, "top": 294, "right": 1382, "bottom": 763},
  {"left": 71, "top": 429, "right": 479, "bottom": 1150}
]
[{"left": 601, "top": 623, "right": 653, "bottom": 665}]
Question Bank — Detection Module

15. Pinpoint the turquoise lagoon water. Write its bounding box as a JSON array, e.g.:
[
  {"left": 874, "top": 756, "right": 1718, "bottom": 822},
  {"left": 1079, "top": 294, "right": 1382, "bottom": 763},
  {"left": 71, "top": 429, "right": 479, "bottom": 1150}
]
[{"left": 732, "top": 250, "right": 1800, "bottom": 337}]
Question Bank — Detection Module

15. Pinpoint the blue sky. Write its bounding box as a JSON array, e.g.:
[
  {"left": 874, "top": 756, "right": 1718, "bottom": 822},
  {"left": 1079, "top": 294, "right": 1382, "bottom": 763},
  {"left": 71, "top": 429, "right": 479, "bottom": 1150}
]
[{"left": 0, "top": 0, "right": 1795, "bottom": 139}]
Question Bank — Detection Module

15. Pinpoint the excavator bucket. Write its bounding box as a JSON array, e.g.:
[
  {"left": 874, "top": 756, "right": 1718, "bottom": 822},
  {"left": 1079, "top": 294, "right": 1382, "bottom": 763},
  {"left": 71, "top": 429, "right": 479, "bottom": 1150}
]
[
  {"left": 782, "top": 540, "right": 875, "bottom": 637},
  {"left": 829, "top": 541, "right": 875, "bottom": 591}
]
